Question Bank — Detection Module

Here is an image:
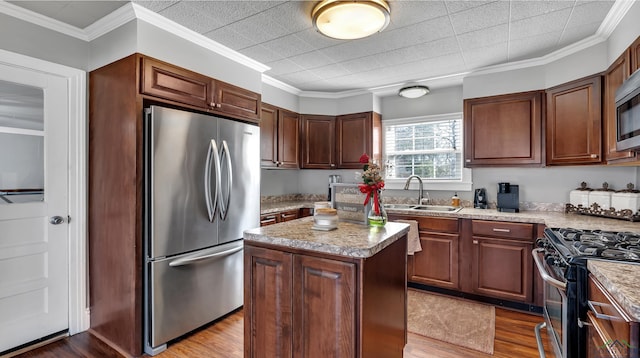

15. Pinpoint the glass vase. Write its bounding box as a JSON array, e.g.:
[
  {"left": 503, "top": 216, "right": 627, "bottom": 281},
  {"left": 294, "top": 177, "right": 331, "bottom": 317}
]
[{"left": 367, "top": 190, "right": 387, "bottom": 227}]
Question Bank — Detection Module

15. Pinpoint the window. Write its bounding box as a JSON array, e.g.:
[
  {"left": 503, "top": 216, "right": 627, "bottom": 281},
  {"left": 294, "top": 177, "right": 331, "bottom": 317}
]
[{"left": 383, "top": 113, "right": 471, "bottom": 191}]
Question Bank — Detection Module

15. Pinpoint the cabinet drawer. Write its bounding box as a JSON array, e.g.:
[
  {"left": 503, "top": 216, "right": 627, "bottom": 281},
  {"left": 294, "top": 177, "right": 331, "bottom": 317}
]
[
  {"left": 415, "top": 217, "right": 459, "bottom": 233},
  {"left": 472, "top": 220, "right": 533, "bottom": 240},
  {"left": 587, "top": 274, "right": 637, "bottom": 357},
  {"left": 279, "top": 209, "right": 299, "bottom": 222},
  {"left": 260, "top": 214, "right": 279, "bottom": 226}
]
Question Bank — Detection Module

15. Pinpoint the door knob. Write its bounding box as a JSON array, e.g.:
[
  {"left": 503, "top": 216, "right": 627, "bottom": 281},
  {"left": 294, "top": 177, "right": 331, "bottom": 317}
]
[{"left": 49, "top": 216, "right": 65, "bottom": 225}]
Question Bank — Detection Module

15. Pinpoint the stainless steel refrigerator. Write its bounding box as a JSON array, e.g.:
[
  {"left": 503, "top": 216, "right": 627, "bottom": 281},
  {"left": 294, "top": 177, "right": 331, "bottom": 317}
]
[{"left": 143, "top": 105, "right": 260, "bottom": 355}]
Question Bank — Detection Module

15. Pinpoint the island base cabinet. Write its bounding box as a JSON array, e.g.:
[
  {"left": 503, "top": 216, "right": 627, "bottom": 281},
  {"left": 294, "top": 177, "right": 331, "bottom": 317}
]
[
  {"left": 293, "top": 256, "right": 356, "bottom": 357},
  {"left": 244, "top": 246, "right": 293, "bottom": 358},
  {"left": 244, "top": 236, "right": 407, "bottom": 358}
]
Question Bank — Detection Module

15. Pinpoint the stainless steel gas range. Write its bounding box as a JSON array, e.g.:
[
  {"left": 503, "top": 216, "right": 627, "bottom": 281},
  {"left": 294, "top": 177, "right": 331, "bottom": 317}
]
[{"left": 533, "top": 227, "right": 640, "bottom": 358}]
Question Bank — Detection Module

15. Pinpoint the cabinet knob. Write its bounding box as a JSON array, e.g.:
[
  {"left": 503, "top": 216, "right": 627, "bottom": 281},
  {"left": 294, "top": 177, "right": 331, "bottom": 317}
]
[
  {"left": 590, "top": 154, "right": 598, "bottom": 159},
  {"left": 210, "top": 102, "right": 216, "bottom": 108},
  {"left": 330, "top": 164, "right": 335, "bottom": 167},
  {"left": 465, "top": 159, "right": 471, "bottom": 163},
  {"left": 473, "top": 240, "right": 478, "bottom": 244},
  {"left": 216, "top": 103, "right": 222, "bottom": 108}
]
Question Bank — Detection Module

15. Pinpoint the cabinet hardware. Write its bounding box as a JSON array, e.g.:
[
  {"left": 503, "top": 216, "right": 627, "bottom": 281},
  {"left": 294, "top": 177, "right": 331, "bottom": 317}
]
[
  {"left": 492, "top": 228, "right": 511, "bottom": 233},
  {"left": 590, "top": 154, "right": 598, "bottom": 158},
  {"left": 473, "top": 240, "right": 478, "bottom": 244}
]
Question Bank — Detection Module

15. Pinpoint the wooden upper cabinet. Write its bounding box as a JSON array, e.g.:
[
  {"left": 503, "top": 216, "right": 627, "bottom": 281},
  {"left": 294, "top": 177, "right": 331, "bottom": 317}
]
[
  {"left": 300, "top": 114, "right": 336, "bottom": 169},
  {"left": 546, "top": 75, "right": 602, "bottom": 165},
  {"left": 631, "top": 36, "right": 640, "bottom": 73},
  {"left": 336, "top": 112, "right": 382, "bottom": 168},
  {"left": 463, "top": 91, "right": 543, "bottom": 167},
  {"left": 211, "top": 80, "right": 261, "bottom": 122},
  {"left": 260, "top": 104, "right": 278, "bottom": 168},
  {"left": 141, "top": 57, "right": 211, "bottom": 108},
  {"left": 140, "top": 55, "right": 261, "bottom": 122},
  {"left": 604, "top": 49, "right": 637, "bottom": 163},
  {"left": 278, "top": 109, "right": 300, "bottom": 168},
  {"left": 260, "top": 103, "right": 299, "bottom": 168}
]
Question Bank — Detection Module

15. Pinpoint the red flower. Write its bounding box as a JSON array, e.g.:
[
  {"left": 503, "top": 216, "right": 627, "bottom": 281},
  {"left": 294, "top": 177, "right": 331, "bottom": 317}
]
[{"left": 359, "top": 153, "right": 369, "bottom": 164}]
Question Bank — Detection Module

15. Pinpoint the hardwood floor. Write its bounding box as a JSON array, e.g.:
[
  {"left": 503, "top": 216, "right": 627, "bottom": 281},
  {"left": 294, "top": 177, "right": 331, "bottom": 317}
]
[{"left": 12, "top": 307, "right": 554, "bottom": 358}]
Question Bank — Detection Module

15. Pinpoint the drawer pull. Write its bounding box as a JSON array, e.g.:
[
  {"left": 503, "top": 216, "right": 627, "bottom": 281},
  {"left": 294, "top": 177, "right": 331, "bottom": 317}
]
[
  {"left": 588, "top": 300, "right": 623, "bottom": 321},
  {"left": 473, "top": 240, "right": 478, "bottom": 244},
  {"left": 492, "top": 228, "right": 511, "bottom": 233}
]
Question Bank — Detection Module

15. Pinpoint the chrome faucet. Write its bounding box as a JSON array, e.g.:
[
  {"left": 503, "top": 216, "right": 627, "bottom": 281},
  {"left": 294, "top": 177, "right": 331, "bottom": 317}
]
[{"left": 404, "top": 175, "right": 428, "bottom": 204}]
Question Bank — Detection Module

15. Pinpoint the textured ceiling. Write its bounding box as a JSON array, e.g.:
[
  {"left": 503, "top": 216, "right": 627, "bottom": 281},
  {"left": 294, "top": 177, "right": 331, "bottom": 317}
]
[{"left": 6, "top": 0, "right": 619, "bottom": 94}]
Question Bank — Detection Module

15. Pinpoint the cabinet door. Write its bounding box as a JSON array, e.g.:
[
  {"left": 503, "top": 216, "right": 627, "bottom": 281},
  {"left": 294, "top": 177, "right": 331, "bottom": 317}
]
[
  {"left": 631, "top": 36, "right": 640, "bottom": 73},
  {"left": 604, "top": 50, "right": 637, "bottom": 163},
  {"left": 336, "top": 112, "right": 372, "bottom": 169},
  {"left": 244, "top": 246, "right": 293, "bottom": 358},
  {"left": 471, "top": 237, "right": 533, "bottom": 303},
  {"left": 300, "top": 115, "right": 335, "bottom": 169},
  {"left": 212, "top": 80, "right": 261, "bottom": 122},
  {"left": 463, "top": 91, "right": 543, "bottom": 167},
  {"left": 260, "top": 213, "right": 279, "bottom": 226},
  {"left": 140, "top": 57, "right": 211, "bottom": 109},
  {"left": 293, "top": 255, "right": 356, "bottom": 357},
  {"left": 409, "top": 232, "right": 459, "bottom": 290},
  {"left": 260, "top": 104, "right": 278, "bottom": 168},
  {"left": 546, "top": 75, "right": 602, "bottom": 165},
  {"left": 279, "top": 209, "right": 299, "bottom": 222},
  {"left": 278, "top": 109, "right": 300, "bottom": 169}
]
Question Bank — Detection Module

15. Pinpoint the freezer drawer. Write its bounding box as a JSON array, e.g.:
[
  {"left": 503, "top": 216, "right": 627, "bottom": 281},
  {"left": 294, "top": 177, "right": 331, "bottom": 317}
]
[{"left": 146, "top": 240, "right": 243, "bottom": 350}]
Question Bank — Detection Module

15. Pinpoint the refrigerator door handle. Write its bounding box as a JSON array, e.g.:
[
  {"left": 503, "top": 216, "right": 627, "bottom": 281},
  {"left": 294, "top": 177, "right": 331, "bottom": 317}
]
[
  {"left": 168, "top": 245, "right": 243, "bottom": 267},
  {"left": 205, "top": 139, "right": 221, "bottom": 223},
  {"left": 219, "top": 140, "right": 233, "bottom": 221}
]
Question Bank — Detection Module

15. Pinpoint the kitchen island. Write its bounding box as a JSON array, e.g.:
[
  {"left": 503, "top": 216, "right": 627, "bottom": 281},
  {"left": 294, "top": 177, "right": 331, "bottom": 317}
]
[{"left": 243, "top": 217, "right": 410, "bottom": 358}]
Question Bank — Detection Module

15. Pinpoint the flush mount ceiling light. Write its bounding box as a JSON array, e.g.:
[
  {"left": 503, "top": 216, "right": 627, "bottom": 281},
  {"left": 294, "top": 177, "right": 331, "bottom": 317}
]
[
  {"left": 398, "top": 85, "right": 430, "bottom": 99},
  {"left": 312, "top": 0, "right": 391, "bottom": 40}
]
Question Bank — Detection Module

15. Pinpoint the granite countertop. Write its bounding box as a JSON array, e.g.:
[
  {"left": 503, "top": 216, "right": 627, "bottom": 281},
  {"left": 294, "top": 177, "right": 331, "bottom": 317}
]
[
  {"left": 260, "top": 202, "right": 640, "bottom": 232},
  {"left": 587, "top": 260, "right": 640, "bottom": 321},
  {"left": 260, "top": 200, "right": 316, "bottom": 214},
  {"left": 385, "top": 207, "right": 640, "bottom": 233},
  {"left": 244, "top": 216, "right": 410, "bottom": 258}
]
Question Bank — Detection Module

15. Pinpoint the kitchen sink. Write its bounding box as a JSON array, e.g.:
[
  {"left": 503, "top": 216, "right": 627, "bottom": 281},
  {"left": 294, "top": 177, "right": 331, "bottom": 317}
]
[{"left": 383, "top": 203, "right": 462, "bottom": 212}]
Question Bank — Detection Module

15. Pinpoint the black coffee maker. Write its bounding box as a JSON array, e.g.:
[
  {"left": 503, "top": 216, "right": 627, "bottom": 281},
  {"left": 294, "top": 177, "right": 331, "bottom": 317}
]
[
  {"left": 474, "top": 188, "right": 487, "bottom": 209},
  {"left": 497, "top": 182, "right": 519, "bottom": 212}
]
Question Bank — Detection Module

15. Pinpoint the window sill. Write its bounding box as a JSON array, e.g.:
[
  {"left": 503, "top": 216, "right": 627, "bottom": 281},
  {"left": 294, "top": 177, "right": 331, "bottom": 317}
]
[{"left": 384, "top": 179, "right": 473, "bottom": 192}]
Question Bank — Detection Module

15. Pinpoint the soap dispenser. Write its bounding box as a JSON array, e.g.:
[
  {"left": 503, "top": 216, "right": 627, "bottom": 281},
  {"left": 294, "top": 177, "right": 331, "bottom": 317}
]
[{"left": 451, "top": 192, "right": 460, "bottom": 207}]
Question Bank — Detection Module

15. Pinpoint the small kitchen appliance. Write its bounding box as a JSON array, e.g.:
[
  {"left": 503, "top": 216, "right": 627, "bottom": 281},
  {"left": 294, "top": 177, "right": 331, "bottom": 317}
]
[
  {"left": 533, "top": 228, "right": 640, "bottom": 358},
  {"left": 497, "top": 182, "right": 519, "bottom": 212},
  {"left": 328, "top": 174, "right": 341, "bottom": 201},
  {"left": 473, "top": 188, "right": 487, "bottom": 209}
]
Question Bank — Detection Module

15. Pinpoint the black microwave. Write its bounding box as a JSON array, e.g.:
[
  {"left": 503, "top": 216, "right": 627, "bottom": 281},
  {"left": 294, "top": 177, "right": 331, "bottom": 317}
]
[{"left": 616, "top": 68, "right": 640, "bottom": 151}]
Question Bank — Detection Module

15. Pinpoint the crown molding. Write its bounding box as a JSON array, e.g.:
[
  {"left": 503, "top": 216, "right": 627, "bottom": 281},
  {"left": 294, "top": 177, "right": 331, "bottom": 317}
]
[
  {"left": 262, "top": 74, "right": 301, "bottom": 95},
  {"left": 597, "top": 0, "right": 636, "bottom": 38},
  {"left": 85, "top": 2, "right": 137, "bottom": 41},
  {"left": 129, "top": 3, "right": 269, "bottom": 73},
  {"left": 0, "top": 1, "right": 87, "bottom": 40}
]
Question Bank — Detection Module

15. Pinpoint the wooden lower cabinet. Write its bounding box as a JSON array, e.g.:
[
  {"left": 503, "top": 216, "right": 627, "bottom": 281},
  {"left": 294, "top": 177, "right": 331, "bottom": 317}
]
[
  {"left": 244, "top": 237, "right": 407, "bottom": 358},
  {"left": 259, "top": 208, "right": 313, "bottom": 227},
  {"left": 470, "top": 236, "right": 533, "bottom": 302}
]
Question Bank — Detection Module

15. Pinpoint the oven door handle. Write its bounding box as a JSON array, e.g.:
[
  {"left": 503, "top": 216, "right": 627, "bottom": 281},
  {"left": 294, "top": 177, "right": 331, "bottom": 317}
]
[{"left": 532, "top": 248, "right": 567, "bottom": 291}]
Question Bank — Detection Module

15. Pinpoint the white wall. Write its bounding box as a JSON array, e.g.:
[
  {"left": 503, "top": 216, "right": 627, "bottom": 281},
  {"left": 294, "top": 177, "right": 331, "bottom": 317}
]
[
  {"left": 382, "top": 85, "right": 463, "bottom": 118},
  {"left": 607, "top": 1, "right": 640, "bottom": 65},
  {"left": 261, "top": 82, "right": 299, "bottom": 112},
  {"left": 0, "top": 13, "right": 88, "bottom": 70},
  {"left": 299, "top": 93, "right": 376, "bottom": 115}
]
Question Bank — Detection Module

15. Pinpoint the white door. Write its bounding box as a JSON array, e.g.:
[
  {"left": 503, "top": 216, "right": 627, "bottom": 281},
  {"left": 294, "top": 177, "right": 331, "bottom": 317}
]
[{"left": 0, "top": 63, "right": 69, "bottom": 352}]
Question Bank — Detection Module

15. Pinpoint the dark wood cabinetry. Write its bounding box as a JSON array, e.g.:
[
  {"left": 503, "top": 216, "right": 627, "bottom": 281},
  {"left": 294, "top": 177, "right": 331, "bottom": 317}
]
[
  {"left": 336, "top": 112, "right": 381, "bottom": 168},
  {"left": 244, "top": 236, "right": 406, "bottom": 357},
  {"left": 89, "top": 54, "right": 262, "bottom": 356},
  {"left": 300, "top": 114, "right": 335, "bottom": 169},
  {"left": 546, "top": 75, "right": 602, "bottom": 165},
  {"left": 631, "top": 36, "right": 640, "bottom": 73},
  {"left": 604, "top": 50, "right": 637, "bottom": 163},
  {"left": 141, "top": 56, "right": 261, "bottom": 122},
  {"left": 463, "top": 91, "right": 543, "bottom": 167},
  {"left": 259, "top": 208, "right": 313, "bottom": 226},
  {"left": 260, "top": 103, "right": 299, "bottom": 168},
  {"left": 469, "top": 220, "right": 534, "bottom": 303},
  {"left": 300, "top": 112, "right": 381, "bottom": 169},
  {"left": 586, "top": 274, "right": 639, "bottom": 358},
  {"left": 391, "top": 216, "right": 460, "bottom": 290}
]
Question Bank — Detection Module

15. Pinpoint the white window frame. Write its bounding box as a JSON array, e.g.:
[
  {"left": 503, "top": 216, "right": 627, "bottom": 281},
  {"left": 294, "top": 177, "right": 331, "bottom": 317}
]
[{"left": 382, "top": 112, "right": 472, "bottom": 192}]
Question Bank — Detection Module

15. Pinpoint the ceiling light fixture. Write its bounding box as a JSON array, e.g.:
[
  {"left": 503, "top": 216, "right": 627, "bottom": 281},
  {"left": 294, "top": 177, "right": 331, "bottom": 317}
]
[
  {"left": 312, "top": 0, "right": 391, "bottom": 40},
  {"left": 398, "top": 85, "right": 430, "bottom": 99}
]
